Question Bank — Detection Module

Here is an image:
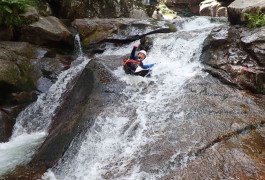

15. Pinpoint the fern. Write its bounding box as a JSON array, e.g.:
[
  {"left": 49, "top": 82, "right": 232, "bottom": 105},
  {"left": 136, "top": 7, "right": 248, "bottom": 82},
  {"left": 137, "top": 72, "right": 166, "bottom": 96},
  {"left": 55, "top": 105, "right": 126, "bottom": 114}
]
[
  {"left": 0, "top": 0, "right": 38, "bottom": 26},
  {"left": 244, "top": 8, "right": 265, "bottom": 28}
]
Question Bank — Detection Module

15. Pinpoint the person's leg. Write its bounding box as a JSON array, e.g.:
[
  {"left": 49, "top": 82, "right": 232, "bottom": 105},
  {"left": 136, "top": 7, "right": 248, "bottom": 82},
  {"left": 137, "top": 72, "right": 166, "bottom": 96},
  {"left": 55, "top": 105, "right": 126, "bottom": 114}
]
[
  {"left": 134, "top": 70, "right": 151, "bottom": 77},
  {"left": 123, "top": 65, "right": 135, "bottom": 74}
]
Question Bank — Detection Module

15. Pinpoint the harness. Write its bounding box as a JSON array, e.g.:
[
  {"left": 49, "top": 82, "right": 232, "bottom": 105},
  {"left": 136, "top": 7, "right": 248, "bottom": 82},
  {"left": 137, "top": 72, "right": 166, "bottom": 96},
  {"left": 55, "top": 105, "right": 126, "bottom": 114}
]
[
  {"left": 122, "top": 58, "right": 152, "bottom": 77},
  {"left": 122, "top": 59, "right": 141, "bottom": 66}
]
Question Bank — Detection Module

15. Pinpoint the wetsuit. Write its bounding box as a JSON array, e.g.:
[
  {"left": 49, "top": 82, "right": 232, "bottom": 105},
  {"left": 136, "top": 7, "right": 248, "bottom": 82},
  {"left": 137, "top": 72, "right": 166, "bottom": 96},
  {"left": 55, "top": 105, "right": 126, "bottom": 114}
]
[{"left": 123, "top": 47, "right": 154, "bottom": 77}]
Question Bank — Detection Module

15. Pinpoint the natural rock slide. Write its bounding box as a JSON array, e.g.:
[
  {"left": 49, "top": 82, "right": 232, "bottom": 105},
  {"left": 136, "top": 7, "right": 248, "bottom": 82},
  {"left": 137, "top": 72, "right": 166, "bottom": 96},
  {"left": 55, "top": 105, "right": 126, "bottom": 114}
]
[{"left": 0, "top": 0, "right": 264, "bottom": 179}]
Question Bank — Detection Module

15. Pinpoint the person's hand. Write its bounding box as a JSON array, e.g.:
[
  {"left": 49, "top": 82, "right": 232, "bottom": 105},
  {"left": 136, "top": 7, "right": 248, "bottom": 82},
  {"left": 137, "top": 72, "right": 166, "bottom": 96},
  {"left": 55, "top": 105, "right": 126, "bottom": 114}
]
[{"left": 134, "top": 43, "right": 138, "bottom": 48}]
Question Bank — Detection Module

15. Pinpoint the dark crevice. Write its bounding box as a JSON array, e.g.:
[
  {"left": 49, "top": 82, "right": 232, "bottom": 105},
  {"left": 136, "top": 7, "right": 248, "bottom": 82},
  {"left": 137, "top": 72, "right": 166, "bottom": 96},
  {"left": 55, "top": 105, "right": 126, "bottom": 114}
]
[{"left": 152, "top": 121, "right": 265, "bottom": 175}]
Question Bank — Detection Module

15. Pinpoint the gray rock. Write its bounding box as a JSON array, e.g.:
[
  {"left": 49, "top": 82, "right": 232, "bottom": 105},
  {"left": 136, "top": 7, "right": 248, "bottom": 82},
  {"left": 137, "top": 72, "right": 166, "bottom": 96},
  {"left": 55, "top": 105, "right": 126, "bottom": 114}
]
[
  {"left": 20, "top": 16, "right": 74, "bottom": 47},
  {"left": 228, "top": 0, "right": 265, "bottom": 25},
  {"left": 72, "top": 18, "right": 176, "bottom": 47},
  {"left": 0, "top": 60, "right": 21, "bottom": 87},
  {"left": 20, "top": 6, "right": 39, "bottom": 24},
  {"left": 200, "top": 25, "right": 265, "bottom": 94},
  {"left": 240, "top": 26, "right": 265, "bottom": 66}
]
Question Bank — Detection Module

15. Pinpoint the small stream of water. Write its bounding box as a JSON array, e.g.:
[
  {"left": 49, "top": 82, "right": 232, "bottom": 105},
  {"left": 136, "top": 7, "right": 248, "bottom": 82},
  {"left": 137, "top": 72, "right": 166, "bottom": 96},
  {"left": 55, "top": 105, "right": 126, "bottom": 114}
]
[{"left": 0, "top": 35, "right": 89, "bottom": 177}]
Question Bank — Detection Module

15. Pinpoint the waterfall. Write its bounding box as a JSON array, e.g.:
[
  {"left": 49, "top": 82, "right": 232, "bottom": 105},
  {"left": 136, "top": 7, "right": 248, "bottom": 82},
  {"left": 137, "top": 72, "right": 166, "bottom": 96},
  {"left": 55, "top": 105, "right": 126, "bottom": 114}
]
[
  {"left": 43, "top": 17, "right": 225, "bottom": 180},
  {"left": 0, "top": 35, "right": 89, "bottom": 177},
  {"left": 75, "top": 34, "right": 83, "bottom": 58}
]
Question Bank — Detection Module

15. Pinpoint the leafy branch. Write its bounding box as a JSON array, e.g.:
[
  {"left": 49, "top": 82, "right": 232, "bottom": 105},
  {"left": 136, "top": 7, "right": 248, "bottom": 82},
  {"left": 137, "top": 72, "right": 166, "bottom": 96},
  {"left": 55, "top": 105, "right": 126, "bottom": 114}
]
[
  {"left": 0, "top": 0, "right": 38, "bottom": 26},
  {"left": 244, "top": 8, "right": 265, "bottom": 28}
]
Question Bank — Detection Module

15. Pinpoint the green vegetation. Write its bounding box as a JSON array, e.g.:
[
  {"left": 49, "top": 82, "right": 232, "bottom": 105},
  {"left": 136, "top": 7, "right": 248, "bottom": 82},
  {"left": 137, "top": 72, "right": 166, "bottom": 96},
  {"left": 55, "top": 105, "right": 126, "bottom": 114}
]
[
  {"left": 0, "top": 0, "right": 37, "bottom": 26},
  {"left": 244, "top": 8, "right": 265, "bottom": 28}
]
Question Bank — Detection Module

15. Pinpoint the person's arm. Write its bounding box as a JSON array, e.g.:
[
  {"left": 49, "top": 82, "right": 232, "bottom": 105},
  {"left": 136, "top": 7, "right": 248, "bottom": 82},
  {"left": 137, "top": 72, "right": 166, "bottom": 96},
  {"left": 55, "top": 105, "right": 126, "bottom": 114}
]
[
  {"left": 142, "top": 63, "right": 154, "bottom": 69},
  {"left": 140, "top": 61, "right": 154, "bottom": 69},
  {"left": 130, "top": 44, "right": 138, "bottom": 60}
]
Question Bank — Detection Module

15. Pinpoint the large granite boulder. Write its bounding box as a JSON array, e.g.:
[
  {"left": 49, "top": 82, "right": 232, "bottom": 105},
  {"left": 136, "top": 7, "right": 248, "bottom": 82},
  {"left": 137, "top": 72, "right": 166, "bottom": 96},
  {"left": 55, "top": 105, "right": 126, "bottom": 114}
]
[
  {"left": 5, "top": 59, "right": 124, "bottom": 179},
  {"left": 240, "top": 26, "right": 265, "bottom": 66},
  {"left": 200, "top": 25, "right": 265, "bottom": 94},
  {"left": 20, "top": 6, "right": 39, "bottom": 24},
  {"left": 228, "top": 0, "right": 265, "bottom": 25},
  {"left": 199, "top": 0, "right": 227, "bottom": 17},
  {"left": 0, "top": 41, "right": 71, "bottom": 143},
  {"left": 72, "top": 18, "right": 176, "bottom": 47},
  {"left": 165, "top": 0, "right": 203, "bottom": 16},
  {"left": 0, "top": 41, "right": 39, "bottom": 95},
  {"left": 48, "top": 0, "right": 153, "bottom": 19},
  {"left": 20, "top": 16, "right": 74, "bottom": 47}
]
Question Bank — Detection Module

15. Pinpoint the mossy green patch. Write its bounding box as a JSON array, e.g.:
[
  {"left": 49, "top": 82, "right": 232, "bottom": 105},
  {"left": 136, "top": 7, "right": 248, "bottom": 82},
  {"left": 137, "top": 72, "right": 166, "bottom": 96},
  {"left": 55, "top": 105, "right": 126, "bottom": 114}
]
[
  {"left": 244, "top": 8, "right": 265, "bottom": 28},
  {"left": 82, "top": 31, "right": 101, "bottom": 46}
]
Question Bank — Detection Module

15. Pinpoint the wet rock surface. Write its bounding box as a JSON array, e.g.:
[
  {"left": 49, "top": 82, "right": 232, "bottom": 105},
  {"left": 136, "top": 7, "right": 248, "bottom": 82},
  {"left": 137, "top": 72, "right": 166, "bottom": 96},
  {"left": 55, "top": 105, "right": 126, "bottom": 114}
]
[
  {"left": 200, "top": 25, "right": 265, "bottom": 94},
  {"left": 4, "top": 59, "right": 125, "bottom": 179},
  {"left": 0, "top": 105, "right": 27, "bottom": 142},
  {"left": 164, "top": 127, "right": 265, "bottom": 179},
  {"left": 0, "top": 110, "right": 13, "bottom": 142},
  {"left": 132, "top": 74, "right": 265, "bottom": 179},
  {"left": 6, "top": 48, "right": 265, "bottom": 179},
  {"left": 72, "top": 18, "right": 176, "bottom": 47},
  {"left": 70, "top": 53, "right": 265, "bottom": 179},
  {"left": 0, "top": 41, "right": 78, "bottom": 143},
  {"left": 1, "top": 13, "right": 265, "bottom": 179}
]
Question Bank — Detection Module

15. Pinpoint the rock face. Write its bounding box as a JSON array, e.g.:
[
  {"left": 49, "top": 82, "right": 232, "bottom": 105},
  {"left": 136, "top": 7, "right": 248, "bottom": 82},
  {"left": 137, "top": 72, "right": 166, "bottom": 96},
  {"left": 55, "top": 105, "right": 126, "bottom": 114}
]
[
  {"left": 228, "top": 0, "right": 265, "bottom": 25},
  {"left": 0, "top": 105, "right": 27, "bottom": 142},
  {"left": 48, "top": 0, "right": 152, "bottom": 19},
  {"left": 0, "top": 42, "right": 39, "bottom": 94},
  {"left": 165, "top": 0, "right": 203, "bottom": 16},
  {"left": 20, "top": 16, "right": 74, "bottom": 47},
  {"left": 200, "top": 25, "right": 265, "bottom": 94},
  {"left": 72, "top": 18, "right": 176, "bottom": 47},
  {"left": 5, "top": 59, "right": 124, "bottom": 179},
  {"left": 0, "top": 41, "right": 74, "bottom": 142},
  {"left": 199, "top": 0, "right": 227, "bottom": 17}
]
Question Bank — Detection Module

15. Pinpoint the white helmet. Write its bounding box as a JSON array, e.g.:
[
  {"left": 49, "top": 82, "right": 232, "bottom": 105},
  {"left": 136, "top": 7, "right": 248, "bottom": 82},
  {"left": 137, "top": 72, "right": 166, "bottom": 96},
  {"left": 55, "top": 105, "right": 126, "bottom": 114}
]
[{"left": 138, "top": 50, "right": 147, "bottom": 58}]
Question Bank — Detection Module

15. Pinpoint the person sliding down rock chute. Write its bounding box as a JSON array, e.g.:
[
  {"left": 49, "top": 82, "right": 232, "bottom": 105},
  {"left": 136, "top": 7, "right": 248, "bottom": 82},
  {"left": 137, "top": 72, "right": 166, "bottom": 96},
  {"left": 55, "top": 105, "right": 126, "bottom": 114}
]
[{"left": 122, "top": 43, "right": 154, "bottom": 77}]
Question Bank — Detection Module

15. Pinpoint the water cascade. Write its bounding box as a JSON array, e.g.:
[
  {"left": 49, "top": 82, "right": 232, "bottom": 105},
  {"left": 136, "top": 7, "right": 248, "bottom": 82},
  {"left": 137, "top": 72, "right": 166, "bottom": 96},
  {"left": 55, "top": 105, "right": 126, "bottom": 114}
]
[
  {"left": 0, "top": 35, "right": 89, "bottom": 177},
  {"left": 42, "top": 17, "right": 232, "bottom": 179}
]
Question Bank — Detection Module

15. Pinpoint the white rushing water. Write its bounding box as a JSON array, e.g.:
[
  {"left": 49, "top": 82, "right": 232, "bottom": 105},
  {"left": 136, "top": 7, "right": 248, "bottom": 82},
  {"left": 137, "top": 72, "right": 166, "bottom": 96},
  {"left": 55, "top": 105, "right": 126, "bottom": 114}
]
[
  {"left": 0, "top": 35, "right": 89, "bottom": 177},
  {"left": 42, "top": 17, "right": 225, "bottom": 180}
]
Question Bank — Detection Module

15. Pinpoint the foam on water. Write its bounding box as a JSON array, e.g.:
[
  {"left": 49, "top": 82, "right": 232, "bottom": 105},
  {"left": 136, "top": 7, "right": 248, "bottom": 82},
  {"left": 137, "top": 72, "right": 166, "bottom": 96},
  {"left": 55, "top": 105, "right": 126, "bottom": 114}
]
[
  {"left": 0, "top": 132, "right": 46, "bottom": 175},
  {"left": 12, "top": 57, "right": 89, "bottom": 136},
  {"left": 42, "top": 17, "right": 224, "bottom": 180},
  {"left": 178, "top": 16, "right": 223, "bottom": 31}
]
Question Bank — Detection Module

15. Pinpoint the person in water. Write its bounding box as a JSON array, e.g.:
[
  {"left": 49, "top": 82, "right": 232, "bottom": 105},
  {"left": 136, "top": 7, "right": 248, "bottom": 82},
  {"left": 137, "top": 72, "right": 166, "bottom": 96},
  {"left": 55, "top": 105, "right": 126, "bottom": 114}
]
[
  {"left": 152, "top": 6, "right": 164, "bottom": 20},
  {"left": 123, "top": 43, "right": 154, "bottom": 77}
]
